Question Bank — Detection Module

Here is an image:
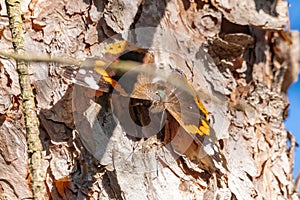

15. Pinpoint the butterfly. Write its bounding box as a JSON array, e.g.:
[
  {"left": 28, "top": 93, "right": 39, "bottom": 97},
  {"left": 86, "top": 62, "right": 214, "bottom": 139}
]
[
  {"left": 58, "top": 40, "right": 228, "bottom": 172},
  {"left": 60, "top": 40, "right": 211, "bottom": 137}
]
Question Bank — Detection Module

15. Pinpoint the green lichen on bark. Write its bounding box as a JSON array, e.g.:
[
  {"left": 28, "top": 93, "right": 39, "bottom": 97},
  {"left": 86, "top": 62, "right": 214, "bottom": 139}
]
[{"left": 5, "top": 0, "right": 46, "bottom": 199}]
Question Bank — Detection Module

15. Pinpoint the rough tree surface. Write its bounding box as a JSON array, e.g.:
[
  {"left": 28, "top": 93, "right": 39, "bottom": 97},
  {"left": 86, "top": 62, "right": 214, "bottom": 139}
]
[{"left": 0, "top": 0, "right": 299, "bottom": 199}]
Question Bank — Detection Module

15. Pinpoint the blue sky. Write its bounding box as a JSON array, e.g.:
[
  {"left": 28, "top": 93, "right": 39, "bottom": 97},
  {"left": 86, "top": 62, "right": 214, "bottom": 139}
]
[{"left": 286, "top": 0, "right": 300, "bottom": 182}]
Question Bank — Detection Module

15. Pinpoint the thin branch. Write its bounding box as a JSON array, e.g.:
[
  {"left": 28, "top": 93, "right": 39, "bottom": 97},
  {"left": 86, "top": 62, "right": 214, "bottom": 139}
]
[
  {"left": 4, "top": 0, "right": 46, "bottom": 198},
  {"left": 0, "top": 50, "right": 82, "bottom": 66}
]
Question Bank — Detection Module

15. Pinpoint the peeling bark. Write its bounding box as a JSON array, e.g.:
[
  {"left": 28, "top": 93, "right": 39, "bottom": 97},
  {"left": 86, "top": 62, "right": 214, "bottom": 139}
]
[{"left": 0, "top": 0, "right": 299, "bottom": 199}]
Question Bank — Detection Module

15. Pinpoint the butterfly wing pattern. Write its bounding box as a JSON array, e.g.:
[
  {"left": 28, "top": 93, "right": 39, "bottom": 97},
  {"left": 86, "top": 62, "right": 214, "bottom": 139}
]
[
  {"left": 59, "top": 40, "right": 227, "bottom": 172},
  {"left": 129, "top": 67, "right": 227, "bottom": 172},
  {"left": 130, "top": 68, "right": 210, "bottom": 136},
  {"left": 59, "top": 40, "right": 153, "bottom": 96}
]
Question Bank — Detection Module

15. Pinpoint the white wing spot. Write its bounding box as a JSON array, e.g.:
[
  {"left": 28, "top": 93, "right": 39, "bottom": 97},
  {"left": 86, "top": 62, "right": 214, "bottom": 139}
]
[
  {"left": 78, "top": 69, "right": 87, "bottom": 75},
  {"left": 84, "top": 76, "right": 99, "bottom": 90}
]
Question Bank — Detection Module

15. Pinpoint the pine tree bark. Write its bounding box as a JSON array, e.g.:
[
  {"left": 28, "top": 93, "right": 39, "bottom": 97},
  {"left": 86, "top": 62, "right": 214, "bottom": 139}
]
[{"left": 0, "top": 0, "right": 299, "bottom": 199}]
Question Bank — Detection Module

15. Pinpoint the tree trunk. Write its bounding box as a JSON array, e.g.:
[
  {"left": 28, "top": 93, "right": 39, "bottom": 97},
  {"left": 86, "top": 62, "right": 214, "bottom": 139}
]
[{"left": 0, "top": 0, "right": 299, "bottom": 199}]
